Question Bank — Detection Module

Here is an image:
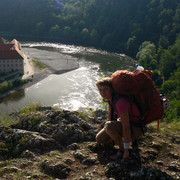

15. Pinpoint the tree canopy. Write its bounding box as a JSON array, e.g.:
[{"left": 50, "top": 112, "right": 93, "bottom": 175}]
[{"left": 0, "top": 0, "right": 179, "bottom": 57}]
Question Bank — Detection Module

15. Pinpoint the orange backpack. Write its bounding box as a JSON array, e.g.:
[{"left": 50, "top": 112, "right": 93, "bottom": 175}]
[{"left": 110, "top": 70, "right": 164, "bottom": 125}]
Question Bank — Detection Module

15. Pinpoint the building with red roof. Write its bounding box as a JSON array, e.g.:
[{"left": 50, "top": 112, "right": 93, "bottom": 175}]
[{"left": 0, "top": 38, "right": 24, "bottom": 74}]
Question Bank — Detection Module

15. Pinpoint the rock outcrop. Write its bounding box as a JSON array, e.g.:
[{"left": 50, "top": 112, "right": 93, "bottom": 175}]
[{"left": 0, "top": 107, "right": 179, "bottom": 179}]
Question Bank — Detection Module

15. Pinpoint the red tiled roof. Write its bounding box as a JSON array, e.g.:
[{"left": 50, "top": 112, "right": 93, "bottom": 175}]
[
  {"left": 0, "top": 39, "right": 24, "bottom": 59},
  {"left": 0, "top": 44, "right": 14, "bottom": 51}
]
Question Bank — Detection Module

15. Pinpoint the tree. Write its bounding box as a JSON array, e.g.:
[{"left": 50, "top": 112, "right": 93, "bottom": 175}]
[
  {"left": 90, "top": 29, "right": 99, "bottom": 45},
  {"left": 126, "top": 36, "right": 138, "bottom": 57},
  {"left": 136, "top": 41, "right": 156, "bottom": 69},
  {"left": 34, "top": 22, "right": 45, "bottom": 36},
  {"left": 79, "top": 28, "right": 90, "bottom": 45},
  {"left": 158, "top": 35, "right": 169, "bottom": 48},
  {"left": 160, "top": 49, "right": 176, "bottom": 80},
  {"left": 49, "top": 24, "right": 61, "bottom": 38}
]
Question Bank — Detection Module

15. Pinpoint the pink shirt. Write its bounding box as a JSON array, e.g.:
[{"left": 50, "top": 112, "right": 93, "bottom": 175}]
[{"left": 115, "top": 97, "right": 140, "bottom": 122}]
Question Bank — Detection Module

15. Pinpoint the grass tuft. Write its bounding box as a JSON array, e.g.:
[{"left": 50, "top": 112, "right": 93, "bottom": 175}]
[{"left": 32, "top": 58, "right": 46, "bottom": 70}]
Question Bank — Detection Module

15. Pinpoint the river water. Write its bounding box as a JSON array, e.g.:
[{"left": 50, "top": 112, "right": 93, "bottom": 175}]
[{"left": 0, "top": 42, "right": 136, "bottom": 115}]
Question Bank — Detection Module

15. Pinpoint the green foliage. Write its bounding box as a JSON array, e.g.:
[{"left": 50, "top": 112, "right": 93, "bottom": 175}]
[
  {"left": 0, "top": 114, "right": 15, "bottom": 127},
  {"left": 0, "top": 81, "right": 12, "bottom": 94},
  {"left": 135, "top": 36, "right": 180, "bottom": 123},
  {"left": 159, "top": 49, "right": 176, "bottom": 80},
  {"left": 13, "top": 79, "right": 27, "bottom": 87},
  {"left": 162, "top": 80, "right": 177, "bottom": 97},
  {"left": 18, "top": 104, "right": 41, "bottom": 118},
  {"left": 32, "top": 59, "right": 46, "bottom": 70},
  {"left": 136, "top": 41, "right": 156, "bottom": 69},
  {"left": 0, "top": 78, "right": 27, "bottom": 94},
  {"left": 149, "top": 121, "right": 180, "bottom": 134},
  {"left": 0, "top": 0, "right": 179, "bottom": 55},
  {"left": 159, "top": 35, "right": 180, "bottom": 80},
  {"left": 161, "top": 67, "right": 180, "bottom": 122},
  {"left": 152, "top": 70, "right": 163, "bottom": 87},
  {"left": 163, "top": 99, "right": 180, "bottom": 123},
  {"left": 158, "top": 35, "right": 169, "bottom": 49}
]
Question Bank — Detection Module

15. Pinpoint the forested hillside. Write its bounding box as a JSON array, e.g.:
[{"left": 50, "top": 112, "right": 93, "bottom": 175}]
[
  {"left": 0, "top": 0, "right": 179, "bottom": 55},
  {"left": 0, "top": 0, "right": 179, "bottom": 121}
]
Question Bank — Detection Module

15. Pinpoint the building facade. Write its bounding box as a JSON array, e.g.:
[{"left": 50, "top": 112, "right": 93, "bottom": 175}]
[{"left": 0, "top": 38, "right": 24, "bottom": 74}]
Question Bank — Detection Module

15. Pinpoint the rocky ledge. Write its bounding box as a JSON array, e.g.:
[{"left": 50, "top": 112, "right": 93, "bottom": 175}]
[{"left": 0, "top": 107, "right": 179, "bottom": 179}]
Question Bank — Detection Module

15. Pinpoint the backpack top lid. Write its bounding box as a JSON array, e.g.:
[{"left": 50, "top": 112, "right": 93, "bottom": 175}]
[{"left": 111, "top": 70, "right": 146, "bottom": 95}]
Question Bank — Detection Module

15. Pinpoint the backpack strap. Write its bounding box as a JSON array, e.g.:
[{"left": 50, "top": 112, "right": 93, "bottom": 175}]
[
  {"left": 109, "top": 93, "right": 123, "bottom": 121},
  {"left": 112, "top": 93, "right": 147, "bottom": 127},
  {"left": 111, "top": 93, "right": 147, "bottom": 135}
]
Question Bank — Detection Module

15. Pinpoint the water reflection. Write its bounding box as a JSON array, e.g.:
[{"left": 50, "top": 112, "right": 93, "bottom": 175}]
[
  {"left": 0, "top": 42, "right": 136, "bottom": 115},
  {"left": 1, "top": 89, "right": 25, "bottom": 104}
]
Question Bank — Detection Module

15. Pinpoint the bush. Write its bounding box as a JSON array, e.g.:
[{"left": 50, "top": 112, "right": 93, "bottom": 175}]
[
  {"left": 176, "top": 100, "right": 180, "bottom": 117},
  {"left": 162, "top": 80, "right": 177, "bottom": 96},
  {"left": 163, "top": 100, "right": 180, "bottom": 123}
]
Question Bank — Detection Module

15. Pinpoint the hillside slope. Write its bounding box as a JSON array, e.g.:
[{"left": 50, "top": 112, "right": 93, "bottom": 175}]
[{"left": 0, "top": 106, "right": 179, "bottom": 179}]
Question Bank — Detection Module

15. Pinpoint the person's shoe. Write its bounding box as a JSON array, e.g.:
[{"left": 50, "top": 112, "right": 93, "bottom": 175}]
[{"left": 110, "top": 150, "right": 124, "bottom": 160}]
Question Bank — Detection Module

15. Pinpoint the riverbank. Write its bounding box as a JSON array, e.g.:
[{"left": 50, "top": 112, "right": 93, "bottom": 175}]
[
  {"left": 22, "top": 46, "right": 79, "bottom": 88},
  {"left": 0, "top": 47, "right": 79, "bottom": 101}
]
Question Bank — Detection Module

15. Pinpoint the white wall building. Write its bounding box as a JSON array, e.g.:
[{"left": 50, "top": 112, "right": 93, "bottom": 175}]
[{"left": 0, "top": 38, "right": 24, "bottom": 74}]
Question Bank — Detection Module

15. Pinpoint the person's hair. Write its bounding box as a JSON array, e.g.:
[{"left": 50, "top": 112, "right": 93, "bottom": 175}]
[{"left": 96, "top": 77, "right": 112, "bottom": 88}]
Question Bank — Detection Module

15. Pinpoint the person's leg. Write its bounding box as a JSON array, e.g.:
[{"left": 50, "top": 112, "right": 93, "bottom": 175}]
[
  {"left": 96, "top": 128, "right": 112, "bottom": 144},
  {"left": 104, "top": 121, "right": 124, "bottom": 150},
  {"left": 131, "top": 125, "right": 143, "bottom": 140}
]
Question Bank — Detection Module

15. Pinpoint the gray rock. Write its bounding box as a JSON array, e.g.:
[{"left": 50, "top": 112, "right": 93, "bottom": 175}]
[
  {"left": 150, "top": 141, "right": 162, "bottom": 150},
  {"left": 20, "top": 150, "right": 36, "bottom": 158},
  {"left": 12, "top": 129, "right": 57, "bottom": 155},
  {"left": 74, "top": 150, "right": 88, "bottom": 161},
  {"left": 41, "top": 159, "right": 71, "bottom": 179},
  {"left": 167, "top": 165, "right": 179, "bottom": 172},
  {"left": 36, "top": 107, "right": 53, "bottom": 111},
  {"left": 81, "top": 157, "right": 97, "bottom": 165},
  {"left": 168, "top": 152, "right": 179, "bottom": 159},
  {"left": 64, "top": 158, "right": 75, "bottom": 165},
  {"left": 79, "top": 119, "right": 93, "bottom": 130},
  {"left": 94, "top": 109, "right": 108, "bottom": 119},
  {"left": 67, "top": 143, "right": 79, "bottom": 150}
]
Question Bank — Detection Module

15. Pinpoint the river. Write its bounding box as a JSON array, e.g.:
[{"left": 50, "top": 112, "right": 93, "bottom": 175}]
[{"left": 0, "top": 42, "right": 136, "bottom": 115}]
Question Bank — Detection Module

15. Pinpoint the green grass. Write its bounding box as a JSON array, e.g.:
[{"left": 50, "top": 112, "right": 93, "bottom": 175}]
[
  {"left": 18, "top": 103, "right": 42, "bottom": 118},
  {"left": 0, "top": 114, "right": 15, "bottom": 126},
  {"left": 32, "top": 58, "right": 46, "bottom": 70},
  {"left": 148, "top": 121, "right": 180, "bottom": 134},
  {"left": 0, "top": 104, "right": 42, "bottom": 126}
]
